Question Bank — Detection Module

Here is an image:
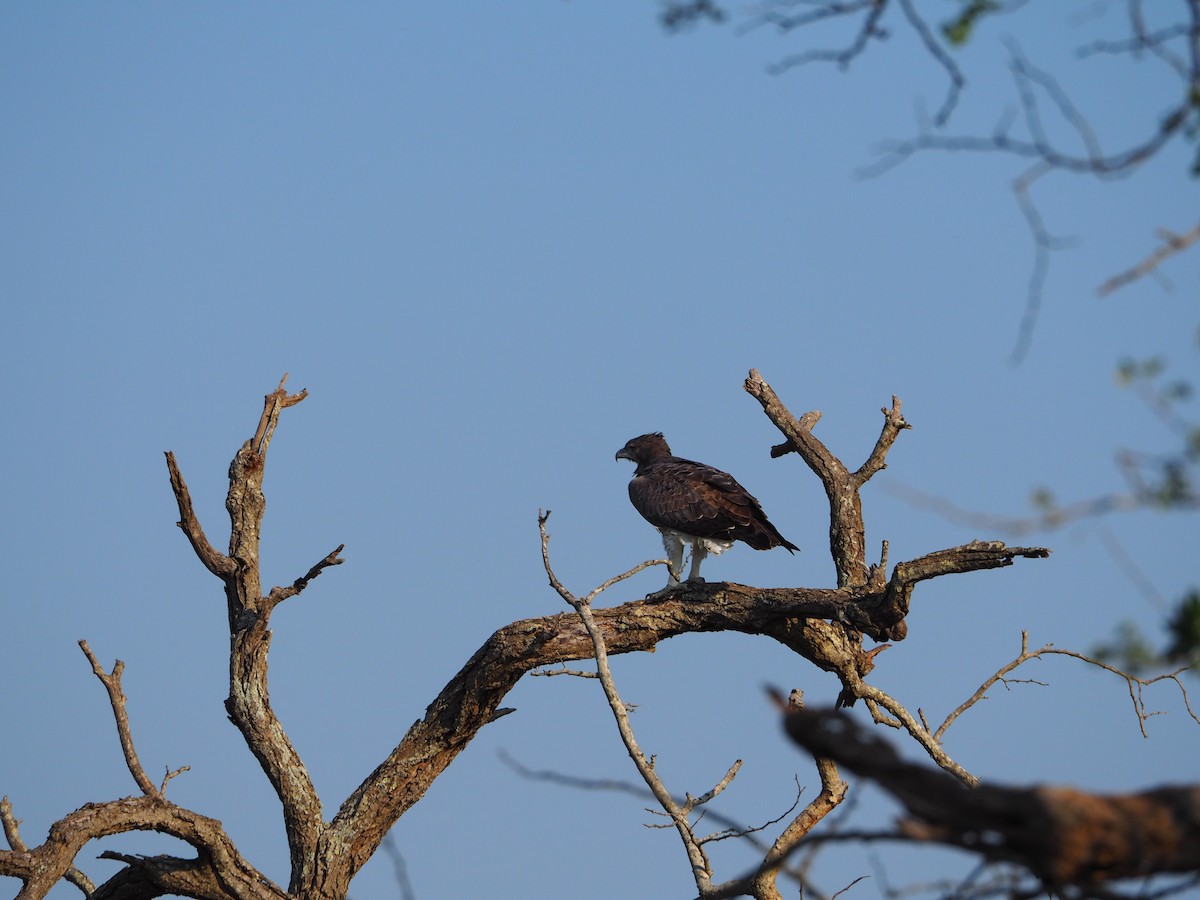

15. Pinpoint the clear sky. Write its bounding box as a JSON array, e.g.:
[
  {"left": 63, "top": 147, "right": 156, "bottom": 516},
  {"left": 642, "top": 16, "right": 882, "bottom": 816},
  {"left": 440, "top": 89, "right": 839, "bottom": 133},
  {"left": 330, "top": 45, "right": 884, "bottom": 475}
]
[{"left": 2, "top": 4, "right": 1197, "bottom": 898}]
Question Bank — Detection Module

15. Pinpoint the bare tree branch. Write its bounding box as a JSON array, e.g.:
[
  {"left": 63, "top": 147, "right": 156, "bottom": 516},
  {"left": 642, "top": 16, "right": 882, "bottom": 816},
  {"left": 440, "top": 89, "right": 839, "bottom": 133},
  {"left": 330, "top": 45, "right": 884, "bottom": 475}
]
[
  {"left": 78, "top": 640, "right": 160, "bottom": 799},
  {"left": 0, "top": 798, "right": 94, "bottom": 897},
  {"left": 1099, "top": 222, "right": 1200, "bottom": 296},
  {"left": 265, "top": 544, "right": 346, "bottom": 607},
  {"left": 542, "top": 513, "right": 720, "bottom": 895},
  {"left": 776, "top": 703, "right": 1200, "bottom": 890},
  {"left": 744, "top": 368, "right": 907, "bottom": 590},
  {"left": 5, "top": 796, "right": 285, "bottom": 900},
  {"left": 164, "top": 451, "right": 235, "bottom": 579},
  {"left": 884, "top": 476, "right": 1199, "bottom": 537}
]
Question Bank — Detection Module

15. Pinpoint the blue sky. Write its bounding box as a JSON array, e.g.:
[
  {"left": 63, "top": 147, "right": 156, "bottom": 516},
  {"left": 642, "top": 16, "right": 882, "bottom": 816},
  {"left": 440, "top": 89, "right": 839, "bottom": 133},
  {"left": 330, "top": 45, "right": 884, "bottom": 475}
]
[{"left": 2, "top": 4, "right": 1197, "bottom": 898}]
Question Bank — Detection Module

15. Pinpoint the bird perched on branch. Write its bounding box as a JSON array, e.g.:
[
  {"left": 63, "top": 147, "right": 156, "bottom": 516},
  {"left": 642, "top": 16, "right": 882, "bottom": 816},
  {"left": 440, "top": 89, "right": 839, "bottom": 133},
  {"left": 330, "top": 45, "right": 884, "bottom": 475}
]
[{"left": 616, "top": 433, "right": 799, "bottom": 588}]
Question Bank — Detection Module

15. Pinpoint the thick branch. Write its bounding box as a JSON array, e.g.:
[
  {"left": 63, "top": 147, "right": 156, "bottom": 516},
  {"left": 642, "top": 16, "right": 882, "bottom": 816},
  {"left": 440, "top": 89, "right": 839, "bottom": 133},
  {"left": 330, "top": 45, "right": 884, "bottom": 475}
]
[
  {"left": 0, "top": 798, "right": 94, "bottom": 897},
  {"left": 0, "top": 796, "right": 283, "bottom": 900},
  {"left": 883, "top": 541, "right": 1050, "bottom": 623},
  {"left": 744, "top": 370, "right": 910, "bottom": 590},
  {"left": 167, "top": 376, "right": 324, "bottom": 895},
  {"left": 777, "top": 705, "right": 1200, "bottom": 889},
  {"left": 325, "top": 536, "right": 1043, "bottom": 883},
  {"left": 90, "top": 853, "right": 242, "bottom": 900}
]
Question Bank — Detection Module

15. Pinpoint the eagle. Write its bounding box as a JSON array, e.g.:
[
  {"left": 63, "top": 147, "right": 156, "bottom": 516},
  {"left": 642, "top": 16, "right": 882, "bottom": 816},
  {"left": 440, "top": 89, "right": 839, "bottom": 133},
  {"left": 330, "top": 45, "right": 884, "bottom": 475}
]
[{"left": 616, "top": 432, "right": 799, "bottom": 587}]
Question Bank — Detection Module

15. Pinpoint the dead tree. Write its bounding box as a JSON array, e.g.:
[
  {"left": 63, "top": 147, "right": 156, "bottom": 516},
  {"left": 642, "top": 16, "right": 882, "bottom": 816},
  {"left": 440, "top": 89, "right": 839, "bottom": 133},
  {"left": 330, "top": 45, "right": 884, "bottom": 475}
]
[{"left": 5, "top": 369, "right": 1133, "bottom": 900}]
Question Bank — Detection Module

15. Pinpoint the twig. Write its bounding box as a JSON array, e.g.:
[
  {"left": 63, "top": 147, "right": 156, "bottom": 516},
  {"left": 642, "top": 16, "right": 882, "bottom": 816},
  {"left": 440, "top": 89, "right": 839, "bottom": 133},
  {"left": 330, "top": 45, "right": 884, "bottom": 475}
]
[
  {"left": 499, "top": 750, "right": 805, "bottom": 857},
  {"left": 78, "top": 640, "right": 159, "bottom": 798},
  {"left": 381, "top": 834, "right": 417, "bottom": 900},
  {"left": 1098, "top": 222, "right": 1200, "bottom": 296},
  {"left": 683, "top": 760, "right": 743, "bottom": 817},
  {"left": 160, "top": 765, "right": 192, "bottom": 796},
  {"left": 539, "top": 512, "right": 717, "bottom": 892},
  {"left": 939, "top": 630, "right": 1198, "bottom": 741},
  {"left": 882, "top": 478, "right": 1154, "bottom": 536},
  {"left": 856, "top": 681, "right": 979, "bottom": 787},
  {"left": 765, "top": 1, "right": 886, "bottom": 76},
  {"left": 895, "top": 0, "right": 963, "bottom": 125},
  {"left": 830, "top": 874, "right": 870, "bottom": 899},
  {"left": 265, "top": 544, "right": 346, "bottom": 607},
  {"left": 529, "top": 665, "right": 598, "bottom": 678}
]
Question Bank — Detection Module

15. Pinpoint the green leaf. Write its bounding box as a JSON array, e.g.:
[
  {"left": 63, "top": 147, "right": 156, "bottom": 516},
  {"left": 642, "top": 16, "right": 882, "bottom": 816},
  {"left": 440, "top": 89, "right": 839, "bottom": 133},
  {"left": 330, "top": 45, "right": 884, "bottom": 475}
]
[
  {"left": 941, "top": 0, "right": 1001, "bottom": 47},
  {"left": 1165, "top": 591, "right": 1200, "bottom": 665}
]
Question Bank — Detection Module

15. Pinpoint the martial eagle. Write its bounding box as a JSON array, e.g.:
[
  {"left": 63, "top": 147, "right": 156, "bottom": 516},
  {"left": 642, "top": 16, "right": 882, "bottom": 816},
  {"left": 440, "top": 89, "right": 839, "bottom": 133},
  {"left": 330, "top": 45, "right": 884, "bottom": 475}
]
[{"left": 616, "top": 433, "right": 799, "bottom": 587}]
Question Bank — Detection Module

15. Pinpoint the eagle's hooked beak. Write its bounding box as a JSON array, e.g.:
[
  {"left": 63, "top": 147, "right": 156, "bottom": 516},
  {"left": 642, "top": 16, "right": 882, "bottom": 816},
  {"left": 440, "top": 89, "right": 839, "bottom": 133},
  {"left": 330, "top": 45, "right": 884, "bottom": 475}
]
[{"left": 615, "top": 447, "right": 632, "bottom": 462}]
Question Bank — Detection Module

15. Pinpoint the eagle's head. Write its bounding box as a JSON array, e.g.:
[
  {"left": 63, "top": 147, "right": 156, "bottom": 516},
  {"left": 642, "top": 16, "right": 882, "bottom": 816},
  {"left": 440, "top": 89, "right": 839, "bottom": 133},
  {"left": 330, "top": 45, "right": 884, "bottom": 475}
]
[{"left": 615, "top": 432, "right": 672, "bottom": 465}]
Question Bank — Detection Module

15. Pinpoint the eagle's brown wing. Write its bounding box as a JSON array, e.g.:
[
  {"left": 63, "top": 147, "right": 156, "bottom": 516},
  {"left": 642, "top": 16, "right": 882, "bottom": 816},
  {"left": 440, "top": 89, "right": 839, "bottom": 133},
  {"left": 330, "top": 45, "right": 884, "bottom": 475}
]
[{"left": 629, "top": 457, "right": 797, "bottom": 552}]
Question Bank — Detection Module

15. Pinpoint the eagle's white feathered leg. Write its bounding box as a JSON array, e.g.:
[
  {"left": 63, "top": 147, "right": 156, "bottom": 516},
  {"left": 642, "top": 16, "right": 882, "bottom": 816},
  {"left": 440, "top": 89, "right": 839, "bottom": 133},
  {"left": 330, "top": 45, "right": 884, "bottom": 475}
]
[
  {"left": 687, "top": 542, "right": 708, "bottom": 583},
  {"left": 661, "top": 532, "right": 684, "bottom": 587}
]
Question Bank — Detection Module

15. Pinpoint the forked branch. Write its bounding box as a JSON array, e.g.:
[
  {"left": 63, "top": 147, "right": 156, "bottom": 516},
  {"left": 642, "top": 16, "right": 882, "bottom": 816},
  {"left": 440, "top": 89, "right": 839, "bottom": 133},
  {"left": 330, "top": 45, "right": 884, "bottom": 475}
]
[
  {"left": 744, "top": 368, "right": 909, "bottom": 589},
  {"left": 78, "top": 640, "right": 159, "bottom": 798},
  {"left": 936, "top": 630, "right": 1198, "bottom": 741}
]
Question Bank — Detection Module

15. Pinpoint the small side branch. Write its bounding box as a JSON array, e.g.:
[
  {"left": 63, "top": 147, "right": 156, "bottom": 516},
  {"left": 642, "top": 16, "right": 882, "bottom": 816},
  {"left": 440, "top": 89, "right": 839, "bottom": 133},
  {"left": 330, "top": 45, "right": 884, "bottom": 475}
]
[
  {"left": 78, "top": 640, "right": 160, "bottom": 798},
  {"left": 251, "top": 373, "right": 308, "bottom": 457},
  {"left": 853, "top": 396, "right": 911, "bottom": 487},
  {"left": 855, "top": 682, "right": 979, "bottom": 787},
  {"left": 1098, "top": 222, "right": 1200, "bottom": 296},
  {"left": 265, "top": 544, "right": 346, "bottom": 607},
  {"left": 164, "top": 451, "right": 235, "bottom": 579},
  {"left": 540, "top": 512, "right": 717, "bottom": 893},
  {"left": 923, "top": 629, "right": 1197, "bottom": 744}
]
